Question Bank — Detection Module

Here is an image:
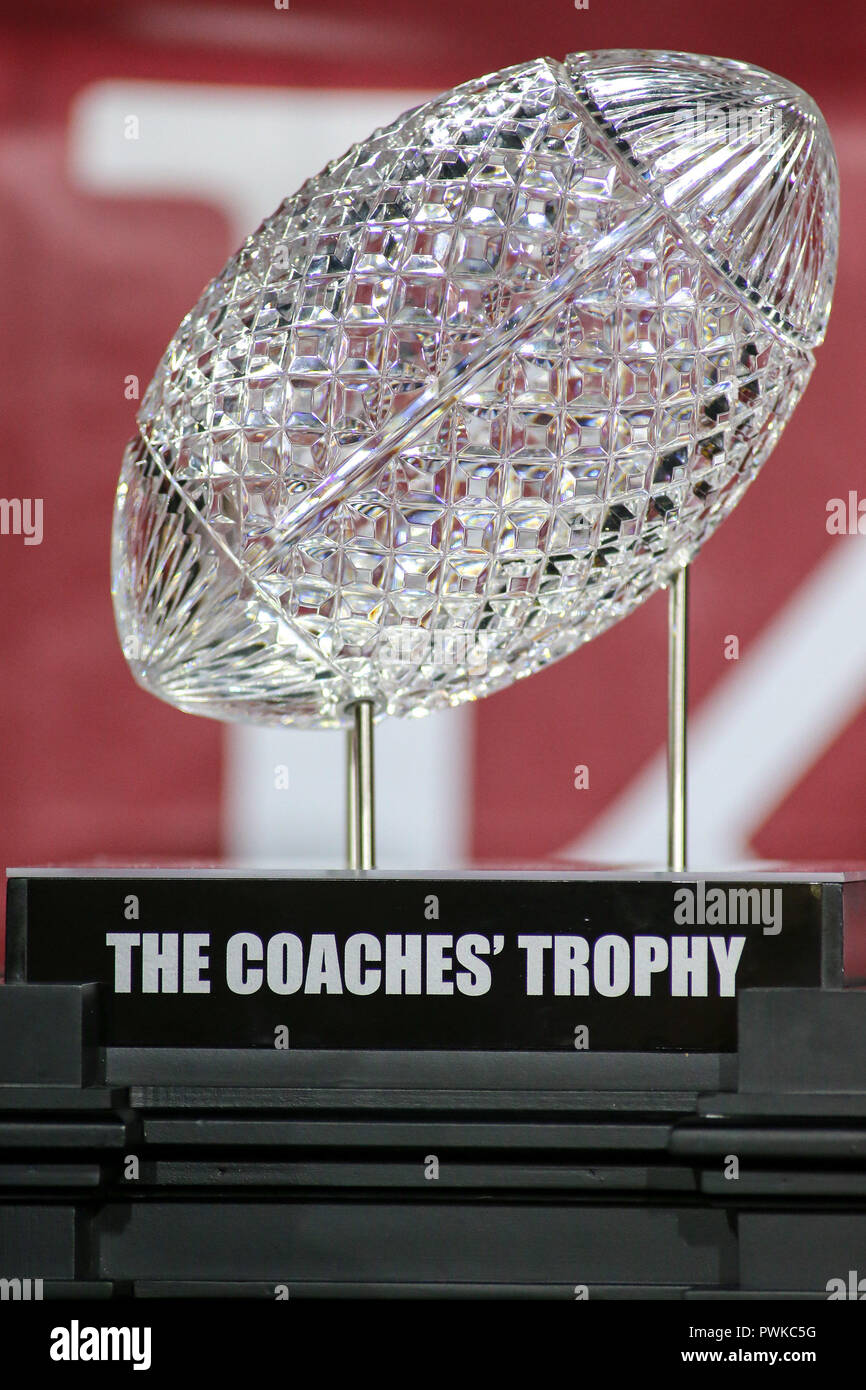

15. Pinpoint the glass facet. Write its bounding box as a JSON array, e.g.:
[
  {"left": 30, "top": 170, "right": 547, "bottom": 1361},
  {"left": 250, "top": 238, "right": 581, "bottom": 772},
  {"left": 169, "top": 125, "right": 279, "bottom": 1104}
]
[{"left": 112, "top": 50, "right": 838, "bottom": 727}]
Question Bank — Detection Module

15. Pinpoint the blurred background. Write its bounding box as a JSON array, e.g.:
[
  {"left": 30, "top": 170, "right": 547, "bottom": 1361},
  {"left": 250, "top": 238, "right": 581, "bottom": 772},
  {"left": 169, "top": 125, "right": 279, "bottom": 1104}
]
[{"left": 1, "top": 0, "right": 865, "bottom": 940}]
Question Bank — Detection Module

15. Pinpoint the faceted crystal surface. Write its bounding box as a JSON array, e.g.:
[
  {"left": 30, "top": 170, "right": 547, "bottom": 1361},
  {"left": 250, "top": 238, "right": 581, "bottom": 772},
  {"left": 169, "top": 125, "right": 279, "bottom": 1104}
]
[{"left": 112, "top": 51, "right": 837, "bottom": 728}]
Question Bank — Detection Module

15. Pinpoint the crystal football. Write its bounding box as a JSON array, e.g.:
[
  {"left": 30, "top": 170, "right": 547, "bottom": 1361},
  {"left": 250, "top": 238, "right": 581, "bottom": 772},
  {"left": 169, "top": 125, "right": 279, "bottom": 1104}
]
[{"left": 112, "top": 50, "right": 838, "bottom": 727}]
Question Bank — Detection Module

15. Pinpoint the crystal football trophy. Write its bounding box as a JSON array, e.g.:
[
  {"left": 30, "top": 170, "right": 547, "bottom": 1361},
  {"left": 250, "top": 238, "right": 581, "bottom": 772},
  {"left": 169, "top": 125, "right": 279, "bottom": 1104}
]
[
  {"left": 18, "top": 47, "right": 847, "bottom": 1049},
  {"left": 99, "top": 48, "right": 850, "bottom": 1047}
]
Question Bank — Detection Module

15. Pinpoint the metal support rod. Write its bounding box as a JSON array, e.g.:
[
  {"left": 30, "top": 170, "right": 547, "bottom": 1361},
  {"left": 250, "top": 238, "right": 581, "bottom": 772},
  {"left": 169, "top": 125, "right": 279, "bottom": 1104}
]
[
  {"left": 667, "top": 564, "right": 689, "bottom": 872},
  {"left": 347, "top": 699, "right": 375, "bottom": 870}
]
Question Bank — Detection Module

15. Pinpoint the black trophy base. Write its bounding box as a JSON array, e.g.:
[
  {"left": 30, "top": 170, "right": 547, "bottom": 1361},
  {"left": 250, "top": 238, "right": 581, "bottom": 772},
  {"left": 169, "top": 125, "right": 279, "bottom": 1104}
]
[{"left": 2, "top": 867, "right": 866, "bottom": 1298}]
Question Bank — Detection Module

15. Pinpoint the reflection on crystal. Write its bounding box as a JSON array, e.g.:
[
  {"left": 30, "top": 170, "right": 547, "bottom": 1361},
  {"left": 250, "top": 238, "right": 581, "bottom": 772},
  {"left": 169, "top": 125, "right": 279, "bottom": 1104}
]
[{"left": 112, "top": 50, "right": 838, "bottom": 728}]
